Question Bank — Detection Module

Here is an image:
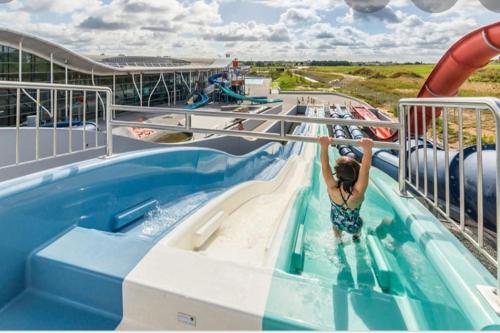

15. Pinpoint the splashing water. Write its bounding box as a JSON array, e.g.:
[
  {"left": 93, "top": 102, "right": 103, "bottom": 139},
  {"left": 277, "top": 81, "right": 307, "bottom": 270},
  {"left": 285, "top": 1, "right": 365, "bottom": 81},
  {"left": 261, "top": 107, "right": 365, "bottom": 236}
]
[
  {"left": 141, "top": 204, "right": 178, "bottom": 238},
  {"left": 139, "top": 190, "right": 221, "bottom": 239}
]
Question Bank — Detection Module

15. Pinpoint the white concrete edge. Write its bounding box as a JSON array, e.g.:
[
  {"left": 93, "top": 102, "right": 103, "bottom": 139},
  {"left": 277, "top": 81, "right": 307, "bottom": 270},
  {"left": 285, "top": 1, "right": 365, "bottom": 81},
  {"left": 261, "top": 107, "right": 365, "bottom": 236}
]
[
  {"left": 119, "top": 131, "right": 317, "bottom": 330},
  {"left": 162, "top": 155, "right": 300, "bottom": 250}
]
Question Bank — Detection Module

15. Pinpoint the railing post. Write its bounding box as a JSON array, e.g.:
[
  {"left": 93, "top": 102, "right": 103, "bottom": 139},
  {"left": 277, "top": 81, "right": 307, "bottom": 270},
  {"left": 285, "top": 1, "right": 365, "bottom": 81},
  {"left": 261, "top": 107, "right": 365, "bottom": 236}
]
[
  {"left": 35, "top": 89, "right": 40, "bottom": 160},
  {"left": 15, "top": 88, "right": 20, "bottom": 164},
  {"left": 398, "top": 103, "right": 407, "bottom": 195},
  {"left": 83, "top": 91, "right": 87, "bottom": 150},
  {"left": 106, "top": 90, "right": 113, "bottom": 157},
  {"left": 496, "top": 112, "right": 500, "bottom": 300}
]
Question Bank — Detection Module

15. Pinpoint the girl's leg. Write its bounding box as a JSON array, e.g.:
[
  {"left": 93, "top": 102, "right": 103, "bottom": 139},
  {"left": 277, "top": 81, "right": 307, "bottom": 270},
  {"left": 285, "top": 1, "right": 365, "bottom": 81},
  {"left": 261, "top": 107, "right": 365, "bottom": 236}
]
[
  {"left": 333, "top": 226, "right": 342, "bottom": 239},
  {"left": 353, "top": 219, "right": 363, "bottom": 242}
]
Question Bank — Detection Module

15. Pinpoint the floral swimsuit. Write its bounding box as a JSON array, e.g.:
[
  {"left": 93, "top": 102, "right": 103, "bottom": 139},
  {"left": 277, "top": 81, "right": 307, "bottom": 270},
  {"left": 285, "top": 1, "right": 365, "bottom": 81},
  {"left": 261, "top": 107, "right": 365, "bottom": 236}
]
[{"left": 330, "top": 191, "right": 363, "bottom": 234}]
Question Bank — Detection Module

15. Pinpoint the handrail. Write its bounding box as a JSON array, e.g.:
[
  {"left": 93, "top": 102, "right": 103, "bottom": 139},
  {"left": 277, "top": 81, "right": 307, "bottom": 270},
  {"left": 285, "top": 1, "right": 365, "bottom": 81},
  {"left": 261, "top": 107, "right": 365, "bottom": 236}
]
[
  {"left": 399, "top": 96, "right": 500, "bottom": 314},
  {"left": 399, "top": 97, "right": 500, "bottom": 115},
  {"left": 111, "top": 104, "right": 401, "bottom": 129},
  {"left": 21, "top": 88, "right": 52, "bottom": 118},
  {"left": 0, "top": 81, "right": 112, "bottom": 93},
  {"left": 109, "top": 119, "right": 400, "bottom": 149},
  {"left": 0, "top": 80, "right": 111, "bottom": 170},
  {"left": 107, "top": 104, "right": 401, "bottom": 152}
]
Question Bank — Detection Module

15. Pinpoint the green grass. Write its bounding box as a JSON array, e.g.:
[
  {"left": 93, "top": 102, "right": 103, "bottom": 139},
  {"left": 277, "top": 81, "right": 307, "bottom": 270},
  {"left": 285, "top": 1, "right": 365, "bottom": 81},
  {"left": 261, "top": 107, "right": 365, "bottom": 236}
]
[
  {"left": 294, "top": 70, "right": 343, "bottom": 83},
  {"left": 469, "top": 66, "right": 500, "bottom": 83},
  {"left": 250, "top": 62, "right": 499, "bottom": 144},
  {"left": 271, "top": 70, "right": 330, "bottom": 91},
  {"left": 250, "top": 63, "right": 500, "bottom": 114},
  {"left": 294, "top": 63, "right": 499, "bottom": 82},
  {"left": 309, "top": 64, "right": 435, "bottom": 78}
]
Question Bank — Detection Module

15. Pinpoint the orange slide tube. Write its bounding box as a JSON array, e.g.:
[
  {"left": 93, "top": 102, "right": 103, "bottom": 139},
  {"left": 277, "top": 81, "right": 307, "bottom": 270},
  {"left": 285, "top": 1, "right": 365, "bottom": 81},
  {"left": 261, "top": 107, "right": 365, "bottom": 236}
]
[
  {"left": 350, "top": 105, "right": 397, "bottom": 140},
  {"left": 412, "top": 21, "right": 500, "bottom": 135}
]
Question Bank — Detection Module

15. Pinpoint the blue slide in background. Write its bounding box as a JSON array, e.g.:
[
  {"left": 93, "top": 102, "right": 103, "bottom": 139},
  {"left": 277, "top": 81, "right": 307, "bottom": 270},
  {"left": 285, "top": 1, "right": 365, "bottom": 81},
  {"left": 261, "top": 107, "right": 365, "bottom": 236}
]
[
  {"left": 186, "top": 91, "right": 210, "bottom": 110},
  {"left": 209, "top": 73, "right": 283, "bottom": 104}
]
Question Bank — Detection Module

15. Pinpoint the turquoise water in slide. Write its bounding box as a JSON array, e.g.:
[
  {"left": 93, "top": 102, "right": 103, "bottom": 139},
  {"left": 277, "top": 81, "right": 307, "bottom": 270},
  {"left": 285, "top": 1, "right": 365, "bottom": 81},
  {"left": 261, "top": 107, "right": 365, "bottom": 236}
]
[{"left": 263, "top": 126, "right": 473, "bottom": 330}]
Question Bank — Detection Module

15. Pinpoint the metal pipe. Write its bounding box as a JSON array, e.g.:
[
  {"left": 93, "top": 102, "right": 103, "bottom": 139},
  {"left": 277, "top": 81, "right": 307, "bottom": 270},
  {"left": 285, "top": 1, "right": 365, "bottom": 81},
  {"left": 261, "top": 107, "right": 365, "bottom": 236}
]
[
  {"left": 148, "top": 73, "right": 162, "bottom": 107},
  {"left": 65, "top": 66, "right": 68, "bottom": 120},
  {"left": 53, "top": 90, "right": 58, "bottom": 156},
  {"left": 414, "top": 106, "right": 420, "bottom": 190},
  {"left": 50, "top": 53, "right": 53, "bottom": 84},
  {"left": 83, "top": 91, "right": 87, "bottom": 150},
  {"left": 423, "top": 108, "right": 428, "bottom": 196},
  {"left": 399, "top": 97, "right": 500, "bottom": 113},
  {"left": 131, "top": 73, "right": 141, "bottom": 106},
  {"left": 0, "top": 145, "right": 105, "bottom": 172},
  {"left": 111, "top": 104, "right": 401, "bottom": 128},
  {"left": 443, "top": 107, "right": 450, "bottom": 215},
  {"left": 95, "top": 93, "right": 98, "bottom": 148},
  {"left": 398, "top": 99, "right": 500, "bottom": 281},
  {"left": 21, "top": 88, "right": 51, "bottom": 118},
  {"left": 160, "top": 73, "right": 171, "bottom": 106},
  {"left": 0, "top": 82, "right": 111, "bottom": 166},
  {"left": 173, "top": 72, "right": 177, "bottom": 104},
  {"left": 69, "top": 90, "right": 73, "bottom": 153},
  {"left": 476, "top": 109, "right": 484, "bottom": 247},
  {"left": 398, "top": 104, "right": 407, "bottom": 194},
  {"left": 432, "top": 106, "right": 438, "bottom": 206},
  {"left": 112, "top": 74, "right": 116, "bottom": 119},
  {"left": 407, "top": 108, "right": 412, "bottom": 185},
  {"left": 0, "top": 81, "right": 110, "bottom": 93},
  {"left": 458, "top": 108, "right": 465, "bottom": 230},
  {"left": 140, "top": 73, "right": 143, "bottom": 107},
  {"left": 35, "top": 89, "right": 40, "bottom": 160},
  {"left": 50, "top": 53, "right": 54, "bottom": 129},
  {"left": 15, "top": 88, "right": 20, "bottom": 164},
  {"left": 105, "top": 90, "right": 112, "bottom": 157},
  {"left": 180, "top": 72, "right": 190, "bottom": 94},
  {"left": 112, "top": 74, "right": 116, "bottom": 104},
  {"left": 108, "top": 119, "right": 400, "bottom": 149},
  {"left": 496, "top": 111, "right": 500, "bottom": 297},
  {"left": 18, "top": 40, "right": 22, "bottom": 81}
]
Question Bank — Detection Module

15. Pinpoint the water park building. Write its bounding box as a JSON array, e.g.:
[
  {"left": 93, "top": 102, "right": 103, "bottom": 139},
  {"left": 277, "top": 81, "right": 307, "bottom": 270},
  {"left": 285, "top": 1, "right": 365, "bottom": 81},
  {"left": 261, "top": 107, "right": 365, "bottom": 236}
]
[{"left": 0, "top": 29, "right": 231, "bottom": 126}]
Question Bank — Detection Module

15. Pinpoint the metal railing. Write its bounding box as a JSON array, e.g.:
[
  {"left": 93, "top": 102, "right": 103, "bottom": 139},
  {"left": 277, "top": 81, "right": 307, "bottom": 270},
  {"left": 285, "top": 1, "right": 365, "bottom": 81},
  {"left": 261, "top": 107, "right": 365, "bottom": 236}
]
[
  {"left": 0, "top": 81, "right": 112, "bottom": 170},
  {"left": 399, "top": 97, "right": 500, "bottom": 313},
  {"left": 0, "top": 81, "right": 400, "bottom": 171},
  {"left": 0, "top": 80, "right": 499, "bottom": 312},
  {"left": 106, "top": 104, "right": 401, "bottom": 153}
]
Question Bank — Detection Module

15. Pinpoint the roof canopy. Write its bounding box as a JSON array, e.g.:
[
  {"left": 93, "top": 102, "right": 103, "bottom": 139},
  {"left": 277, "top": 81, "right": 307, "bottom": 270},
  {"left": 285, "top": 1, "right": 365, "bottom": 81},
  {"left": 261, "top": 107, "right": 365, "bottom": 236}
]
[{"left": 0, "top": 29, "right": 230, "bottom": 76}]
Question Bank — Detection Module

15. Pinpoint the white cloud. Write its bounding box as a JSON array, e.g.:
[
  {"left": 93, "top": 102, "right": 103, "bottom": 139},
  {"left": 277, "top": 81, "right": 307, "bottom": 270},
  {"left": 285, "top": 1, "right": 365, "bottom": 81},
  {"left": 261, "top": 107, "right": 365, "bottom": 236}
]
[
  {"left": 0, "top": 0, "right": 493, "bottom": 61},
  {"left": 279, "top": 8, "right": 321, "bottom": 26},
  {"left": 203, "top": 21, "right": 291, "bottom": 42},
  {"left": 254, "top": 0, "right": 342, "bottom": 10},
  {"left": 10, "top": 0, "right": 101, "bottom": 14}
]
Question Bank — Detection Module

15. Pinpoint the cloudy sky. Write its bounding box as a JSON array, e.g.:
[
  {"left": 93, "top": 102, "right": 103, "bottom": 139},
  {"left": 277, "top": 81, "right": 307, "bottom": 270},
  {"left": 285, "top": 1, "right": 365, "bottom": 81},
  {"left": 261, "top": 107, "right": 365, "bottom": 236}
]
[{"left": 0, "top": 0, "right": 498, "bottom": 62}]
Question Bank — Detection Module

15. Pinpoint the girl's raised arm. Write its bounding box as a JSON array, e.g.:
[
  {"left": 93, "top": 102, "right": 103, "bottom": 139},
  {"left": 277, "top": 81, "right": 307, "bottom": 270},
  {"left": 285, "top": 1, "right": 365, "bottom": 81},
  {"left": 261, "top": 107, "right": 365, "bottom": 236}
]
[
  {"left": 354, "top": 138, "right": 374, "bottom": 195},
  {"left": 318, "top": 136, "right": 337, "bottom": 189}
]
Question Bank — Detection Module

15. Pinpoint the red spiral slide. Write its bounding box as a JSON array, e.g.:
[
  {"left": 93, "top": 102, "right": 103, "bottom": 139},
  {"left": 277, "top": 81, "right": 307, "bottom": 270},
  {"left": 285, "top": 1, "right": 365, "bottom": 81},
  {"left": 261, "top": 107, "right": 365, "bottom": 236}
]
[{"left": 411, "top": 21, "right": 500, "bottom": 135}]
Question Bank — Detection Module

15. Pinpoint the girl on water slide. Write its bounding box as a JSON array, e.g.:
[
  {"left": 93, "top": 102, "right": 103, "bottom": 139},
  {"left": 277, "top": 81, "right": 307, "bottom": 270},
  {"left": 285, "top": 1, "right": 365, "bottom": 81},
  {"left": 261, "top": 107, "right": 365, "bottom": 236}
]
[{"left": 318, "top": 136, "right": 374, "bottom": 243}]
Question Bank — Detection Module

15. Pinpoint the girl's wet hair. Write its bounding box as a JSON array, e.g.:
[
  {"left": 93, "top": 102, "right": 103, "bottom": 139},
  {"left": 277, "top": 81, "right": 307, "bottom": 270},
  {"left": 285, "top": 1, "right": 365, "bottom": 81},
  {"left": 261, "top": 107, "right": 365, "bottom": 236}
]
[{"left": 334, "top": 156, "right": 360, "bottom": 194}]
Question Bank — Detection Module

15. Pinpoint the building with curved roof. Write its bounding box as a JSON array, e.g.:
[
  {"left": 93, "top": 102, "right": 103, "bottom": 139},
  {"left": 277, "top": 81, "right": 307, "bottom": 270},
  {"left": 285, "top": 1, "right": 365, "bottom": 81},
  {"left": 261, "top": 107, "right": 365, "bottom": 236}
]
[{"left": 0, "top": 29, "right": 231, "bottom": 126}]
